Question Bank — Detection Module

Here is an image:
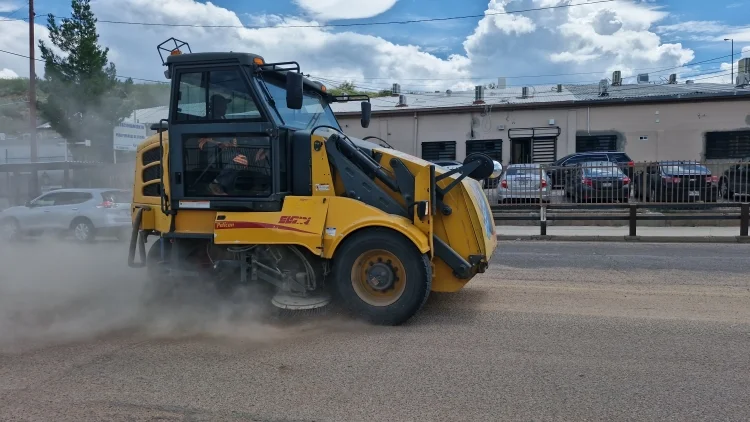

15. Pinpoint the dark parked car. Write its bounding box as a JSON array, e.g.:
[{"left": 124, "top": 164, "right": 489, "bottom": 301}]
[
  {"left": 633, "top": 161, "right": 718, "bottom": 202},
  {"left": 718, "top": 157, "right": 750, "bottom": 200},
  {"left": 547, "top": 151, "right": 634, "bottom": 187},
  {"left": 564, "top": 161, "right": 631, "bottom": 203}
]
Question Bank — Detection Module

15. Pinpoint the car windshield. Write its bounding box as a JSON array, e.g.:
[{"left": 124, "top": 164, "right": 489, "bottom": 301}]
[
  {"left": 506, "top": 167, "right": 540, "bottom": 176},
  {"left": 582, "top": 162, "right": 625, "bottom": 177},
  {"left": 102, "top": 190, "right": 131, "bottom": 203},
  {"left": 661, "top": 163, "right": 708, "bottom": 174},
  {"left": 260, "top": 74, "right": 342, "bottom": 131}
]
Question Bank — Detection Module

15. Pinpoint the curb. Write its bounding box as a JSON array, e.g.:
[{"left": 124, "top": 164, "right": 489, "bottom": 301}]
[{"left": 496, "top": 235, "right": 750, "bottom": 243}]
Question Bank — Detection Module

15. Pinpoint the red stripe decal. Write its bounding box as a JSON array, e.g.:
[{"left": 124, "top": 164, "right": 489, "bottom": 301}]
[{"left": 215, "top": 221, "right": 315, "bottom": 234}]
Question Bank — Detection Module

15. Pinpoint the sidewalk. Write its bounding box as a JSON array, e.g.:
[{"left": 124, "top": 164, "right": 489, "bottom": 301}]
[{"left": 496, "top": 225, "right": 750, "bottom": 243}]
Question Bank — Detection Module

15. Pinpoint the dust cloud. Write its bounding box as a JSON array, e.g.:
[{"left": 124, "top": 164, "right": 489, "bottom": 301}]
[{"left": 0, "top": 236, "right": 363, "bottom": 354}]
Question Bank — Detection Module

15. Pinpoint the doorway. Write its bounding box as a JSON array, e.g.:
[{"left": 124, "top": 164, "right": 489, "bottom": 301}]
[{"left": 510, "top": 139, "right": 532, "bottom": 164}]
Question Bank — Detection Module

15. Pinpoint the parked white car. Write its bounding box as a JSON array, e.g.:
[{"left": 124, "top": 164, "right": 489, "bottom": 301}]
[{"left": 0, "top": 188, "right": 132, "bottom": 242}]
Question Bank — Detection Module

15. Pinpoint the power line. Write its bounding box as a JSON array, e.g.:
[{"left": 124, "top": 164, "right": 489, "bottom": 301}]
[
  {"left": 8, "top": 0, "right": 617, "bottom": 29},
  {"left": 309, "top": 53, "right": 736, "bottom": 84},
  {"left": 0, "top": 48, "right": 167, "bottom": 83}
]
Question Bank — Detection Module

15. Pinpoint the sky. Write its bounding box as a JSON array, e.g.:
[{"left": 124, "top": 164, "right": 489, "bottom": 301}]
[{"left": 0, "top": 0, "right": 749, "bottom": 91}]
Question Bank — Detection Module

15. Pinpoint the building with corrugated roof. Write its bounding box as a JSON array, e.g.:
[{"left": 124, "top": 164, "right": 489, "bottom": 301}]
[{"left": 332, "top": 77, "right": 750, "bottom": 164}]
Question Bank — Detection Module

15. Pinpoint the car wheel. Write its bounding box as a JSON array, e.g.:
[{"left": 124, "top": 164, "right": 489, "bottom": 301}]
[
  {"left": 0, "top": 218, "right": 20, "bottom": 242},
  {"left": 71, "top": 218, "right": 95, "bottom": 243}
]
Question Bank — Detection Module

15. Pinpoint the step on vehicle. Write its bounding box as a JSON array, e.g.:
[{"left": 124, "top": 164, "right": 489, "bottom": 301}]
[{"left": 127, "top": 38, "right": 500, "bottom": 326}]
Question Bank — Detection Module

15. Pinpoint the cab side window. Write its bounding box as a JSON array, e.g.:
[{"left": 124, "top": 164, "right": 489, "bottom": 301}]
[
  {"left": 175, "top": 68, "right": 263, "bottom": 122},
  {"left": 183, "top": 135, "right": 272, "bottom": 198}
]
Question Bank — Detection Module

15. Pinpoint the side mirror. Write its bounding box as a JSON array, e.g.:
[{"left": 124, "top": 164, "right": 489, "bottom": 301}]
[
  {"left": 285, "top": 72, "right": 304, "bottom": 110},
  {"left": 25, "top": 200, "right": 32, "bottom": 207},
  {"left": 463, "top": 153, "right": 495, "bottom": 181},
  {"left": 360, "top": 101, "right": 371, "bottom": 128},
  {"left": 490, "top": 160, "right": 503, "bottom": 179}
]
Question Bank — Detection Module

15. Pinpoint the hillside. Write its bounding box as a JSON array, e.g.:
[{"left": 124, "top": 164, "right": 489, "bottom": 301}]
[{"left": 0, "top": 78, "right": 170, "bottom": 136}]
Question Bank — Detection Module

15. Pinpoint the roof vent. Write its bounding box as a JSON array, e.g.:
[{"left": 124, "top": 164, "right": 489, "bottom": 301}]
[
  {"left": 497, "top": 77, "right": 507, "bottom": 89},
  {"left": 391, "top": 83, "right": 401, "bottom": 97},
  {"left": 598, "top": 79, "right": 610, "bottom": 96},
  {"left": 446, "top": 89, "right": 452, "bottom": 96},
  {"left": 521, "top": 86, "right": 530, "bottom": 98},
  {"left": 396, "top": 94, "right": 408, "bottom": 107},
  {"left": 685, "top": 80, "right": 694, "bottom": 84},
  {"left": 473, "top": 85, "right": 485, "bottom": 104},
  {"left": 637, "top": 73, "right": 649, "bottom": 84},
  {"left": 739, "top": 58, "right": 750, "bottom": 74},
  {"left": 556, "top": 84, "right": 562, "bottom": 93},
  {"left": 612, "top": 70, "right": 622, "bottom": 86},
  {"left": 668, "top": 73, "right": 677, "bottom": 84}
]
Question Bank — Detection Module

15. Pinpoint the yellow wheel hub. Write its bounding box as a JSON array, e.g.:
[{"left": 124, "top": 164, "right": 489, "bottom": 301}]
[{"left": 351, "top": 249, "right": 406, "bottom": 307}]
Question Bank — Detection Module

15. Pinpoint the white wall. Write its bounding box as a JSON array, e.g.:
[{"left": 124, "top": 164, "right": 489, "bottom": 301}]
[{"left": 337, "top": 99, "right": 750, "bottom": 163}]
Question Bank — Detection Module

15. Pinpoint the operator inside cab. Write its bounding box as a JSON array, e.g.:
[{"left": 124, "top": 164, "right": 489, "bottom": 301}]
[{"left": 194, "top": 94, "right": 271, "bottom": 196}]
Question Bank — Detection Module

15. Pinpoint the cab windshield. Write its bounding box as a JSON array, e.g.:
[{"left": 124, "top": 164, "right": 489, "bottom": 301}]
[{"left": 260, "top": 74, "right": 342, "bottom": 131}]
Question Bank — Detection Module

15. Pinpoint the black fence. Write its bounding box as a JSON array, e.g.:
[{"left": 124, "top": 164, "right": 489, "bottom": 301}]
[
  {"left": 483, "top": 160, "right": 750, "bottom": 237},
  {"left": 485, "top": 160, "right": 750, "bottom": 206},
  {"left": 492, "top": 202, "right": 750, "bottom": 237}
]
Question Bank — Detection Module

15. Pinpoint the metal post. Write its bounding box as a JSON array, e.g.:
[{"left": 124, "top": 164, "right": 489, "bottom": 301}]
[
  {"left": 540, "top": 204, "right": 547, "bottom": 236},
  {"left": 629, "top": 203, "right": 637, "bottom": 237},
  {"left": 741, "top": 203, "right": 749, "bottom": 237},
  {"left": 28, "top": 0, "right": 39, "bottom": 199}
]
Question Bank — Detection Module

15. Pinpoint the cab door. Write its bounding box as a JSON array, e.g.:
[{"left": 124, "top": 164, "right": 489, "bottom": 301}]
[{"left": 167, "top": 65, "right": 279, "bottom": 213}]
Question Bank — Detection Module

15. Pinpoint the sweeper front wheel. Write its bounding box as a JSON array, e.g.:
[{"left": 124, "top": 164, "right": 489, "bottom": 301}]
[{"left": 331, "top": 227, "right": 432, "bottom": 326}]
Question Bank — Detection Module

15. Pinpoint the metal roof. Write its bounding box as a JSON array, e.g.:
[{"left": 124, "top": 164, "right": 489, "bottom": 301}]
[{"left": 330, "top": 82, "right": 750, "bottom": 115}]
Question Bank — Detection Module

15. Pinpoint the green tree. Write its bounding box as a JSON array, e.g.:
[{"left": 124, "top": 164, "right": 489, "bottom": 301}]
[
  {"left": 328, "top": 80, "right": 390, "bottom": 98},
  {"left": 36, "top": 0, "right": 133, "bottom": 162}
]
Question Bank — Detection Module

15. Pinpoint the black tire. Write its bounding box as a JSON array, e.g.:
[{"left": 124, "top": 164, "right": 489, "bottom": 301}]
[
  {"left": 331, "top": 227, "right": 432, "bottom": 326},
  {"left": 70, "top": 218, "right": 95, "bottom": 243}
]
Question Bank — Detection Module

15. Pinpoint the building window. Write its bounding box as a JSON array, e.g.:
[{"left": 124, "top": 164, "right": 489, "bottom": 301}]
[
  {"left": 705, "top": 131, "right": 750, "bottom": 159},
  {"left": 466, "top": 139, "right": 502, "bottom": 162},
  {"left": 576, "top": 135, "right": 618, "bottom": 152},
  {"left": 421, "top": 141, "right": 457, "bottom": 161}
]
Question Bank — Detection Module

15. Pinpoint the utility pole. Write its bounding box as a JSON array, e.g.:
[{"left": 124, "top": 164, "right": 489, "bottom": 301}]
[
  {"left": 28, "top": 0, "right": 39, "bottom": 198},
  {"left": 725, "top": 38, "right": 734, "bottom": 85}
]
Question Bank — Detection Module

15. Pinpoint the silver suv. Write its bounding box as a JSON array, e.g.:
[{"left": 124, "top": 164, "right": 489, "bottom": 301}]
[{"left": 0, "top": 188, "right": 132, "bottom": 242}]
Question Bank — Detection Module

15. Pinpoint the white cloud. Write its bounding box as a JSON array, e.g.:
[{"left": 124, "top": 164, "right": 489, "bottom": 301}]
[
  {"left": 0, "top": 1, "right": 20, "bottom": 13},
  {"left": 464, "top": 0, "right": 693, "bottom": 85},
  {"left": 0, "top": 0, "right": 699, "bottom": 92},
  {"left": 656, "top": 21, "right": 731, "bottom": 35},
  {"left": 294, "top": 0, "right": 398, "bottom": 21},
  {"left": 86, "top": 0, "right": 469, "bottom": 91},
  {"left": 0, "top": 68, "right": 19, "bottom": 78},
  {"left": 0, "top": 18, "right": 50, "bottom": 79}
]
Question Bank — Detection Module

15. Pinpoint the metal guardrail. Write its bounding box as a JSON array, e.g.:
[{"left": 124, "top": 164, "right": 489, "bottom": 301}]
[{"left": 491, "top": 202, "right": 750, "bottom": 237}]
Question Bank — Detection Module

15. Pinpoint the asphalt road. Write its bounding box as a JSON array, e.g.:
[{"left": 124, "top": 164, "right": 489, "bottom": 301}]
[{"left": 1, "top": 239, "right": 749, "bottom": 421}]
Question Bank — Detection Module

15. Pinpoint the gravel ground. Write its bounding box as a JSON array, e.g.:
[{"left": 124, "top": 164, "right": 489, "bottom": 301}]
[{"left": 0, "top": 239, "right": 749, "bottom": 421}]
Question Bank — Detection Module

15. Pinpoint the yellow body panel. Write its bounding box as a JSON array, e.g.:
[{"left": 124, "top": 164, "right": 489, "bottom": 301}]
[
  {"left": 363, "top": 148, "right": 497, "bottom": 292},
  {"left": 211, "top": 196, "right": 430, "bottom": 258},
  {"left": 213, "top": 196, "right": 329, "bottom": 256},
  {"left": 320, "top": 196, "right": 430, "bottom": 257},
  {"left": 131, "top": 129, "right": 496, "bottom": 294}
]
